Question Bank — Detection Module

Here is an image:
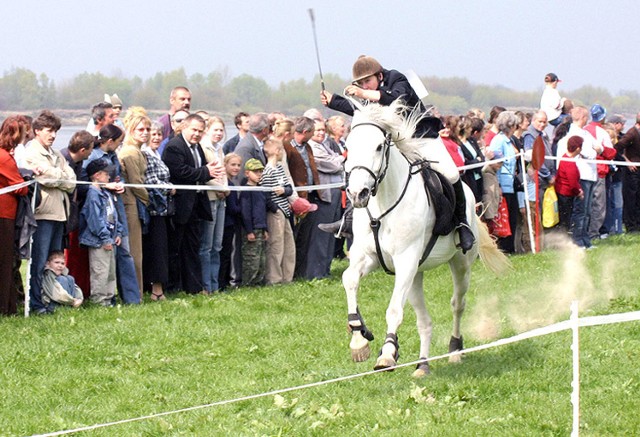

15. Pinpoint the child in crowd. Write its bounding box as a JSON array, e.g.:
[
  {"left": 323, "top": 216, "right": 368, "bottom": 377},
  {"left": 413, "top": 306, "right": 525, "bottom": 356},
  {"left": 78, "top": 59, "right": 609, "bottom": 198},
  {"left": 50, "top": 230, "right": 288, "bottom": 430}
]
[
  {"left": 41, "top": 251, "right": 83, "bottom": 309},
  {"left": 79, "top": 159, "right": 123, "bottom": 306},
  {"left": 240, "top": 158, "right": 269, "bottom": 286},
  {"left": 261, "top": 137, "right": 295, "bottom": 285},
  {"left": 219, "top": 153, "right": 242, "bottom": 290},
  {"left": 555, "top": 136, "right": 584, "bottom": 234}
]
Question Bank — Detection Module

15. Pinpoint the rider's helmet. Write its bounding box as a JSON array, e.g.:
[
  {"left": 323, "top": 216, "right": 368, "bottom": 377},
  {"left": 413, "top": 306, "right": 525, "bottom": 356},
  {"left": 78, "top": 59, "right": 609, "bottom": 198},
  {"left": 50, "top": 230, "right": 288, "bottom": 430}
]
[{"left": 352, "top": 55, "right": 383, "bottom": 84}]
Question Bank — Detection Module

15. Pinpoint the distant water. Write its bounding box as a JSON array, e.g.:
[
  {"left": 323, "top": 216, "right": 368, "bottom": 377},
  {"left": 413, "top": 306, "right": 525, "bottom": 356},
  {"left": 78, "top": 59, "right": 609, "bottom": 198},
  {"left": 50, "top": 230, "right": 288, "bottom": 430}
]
[{"left": 53, "top": 125, "right": 238, "bottom": 151}]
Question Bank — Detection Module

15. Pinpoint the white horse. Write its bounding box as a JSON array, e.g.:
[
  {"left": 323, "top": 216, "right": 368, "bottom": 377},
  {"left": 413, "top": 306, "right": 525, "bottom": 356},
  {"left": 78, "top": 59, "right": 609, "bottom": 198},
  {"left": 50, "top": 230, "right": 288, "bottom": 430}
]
[{"left": 343, "top": 100, "right": 509, "bottom": 377}]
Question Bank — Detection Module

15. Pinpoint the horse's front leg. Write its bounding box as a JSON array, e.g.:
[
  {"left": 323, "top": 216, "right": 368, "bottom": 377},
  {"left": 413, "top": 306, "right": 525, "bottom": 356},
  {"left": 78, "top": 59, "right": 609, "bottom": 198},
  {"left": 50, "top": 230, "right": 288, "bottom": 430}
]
[
  {"left": 343, "top": 249, "right": 378, "bottom": 362},
  {"left": 374, "top": 262, "right": 419, "bottom": 371}
]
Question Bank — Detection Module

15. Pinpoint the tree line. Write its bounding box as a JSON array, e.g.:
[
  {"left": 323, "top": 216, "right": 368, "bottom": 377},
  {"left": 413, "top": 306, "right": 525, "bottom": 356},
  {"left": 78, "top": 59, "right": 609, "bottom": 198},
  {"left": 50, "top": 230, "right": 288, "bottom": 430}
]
[{"left": 1, "top": 66, "right": 638, "bottom": 116}]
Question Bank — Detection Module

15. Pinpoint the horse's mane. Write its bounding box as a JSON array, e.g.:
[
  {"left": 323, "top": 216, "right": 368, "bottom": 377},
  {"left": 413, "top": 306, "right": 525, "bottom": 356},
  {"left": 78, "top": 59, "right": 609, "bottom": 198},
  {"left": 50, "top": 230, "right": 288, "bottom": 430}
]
[{"left": 349, "top": 98, "right": 427, "bottom": 162}]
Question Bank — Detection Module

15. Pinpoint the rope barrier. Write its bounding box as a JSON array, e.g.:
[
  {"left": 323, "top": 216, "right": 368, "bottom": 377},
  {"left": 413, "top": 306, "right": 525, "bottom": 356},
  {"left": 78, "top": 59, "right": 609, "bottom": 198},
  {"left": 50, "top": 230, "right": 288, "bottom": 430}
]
[{"left": 29, "top": 308, "right": 640, "bottom": 437}]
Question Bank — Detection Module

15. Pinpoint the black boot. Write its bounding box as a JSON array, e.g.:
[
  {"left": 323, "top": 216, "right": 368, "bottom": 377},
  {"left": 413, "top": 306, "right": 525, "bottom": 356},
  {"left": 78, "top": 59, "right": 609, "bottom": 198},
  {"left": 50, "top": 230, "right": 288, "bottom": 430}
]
[
  {"left": 453, "top": 180, "right": 475, "bottom": 253},
  {"left": 318, "top": 204, "right": 353, "bottom": 238}
]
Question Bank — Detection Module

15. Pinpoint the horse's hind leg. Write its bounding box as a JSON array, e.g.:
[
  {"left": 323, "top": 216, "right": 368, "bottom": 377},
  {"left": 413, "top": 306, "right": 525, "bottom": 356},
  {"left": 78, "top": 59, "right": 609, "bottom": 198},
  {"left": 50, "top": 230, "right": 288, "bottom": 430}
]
[
  {"left": 405, "top": 272, "right": 432, "bottom": 378},
  {"left": 343, "top": 252, "right": 377, "bottom": 362},
  {"left": 448, "top": 255, "right": 471, "bottom": 363}
]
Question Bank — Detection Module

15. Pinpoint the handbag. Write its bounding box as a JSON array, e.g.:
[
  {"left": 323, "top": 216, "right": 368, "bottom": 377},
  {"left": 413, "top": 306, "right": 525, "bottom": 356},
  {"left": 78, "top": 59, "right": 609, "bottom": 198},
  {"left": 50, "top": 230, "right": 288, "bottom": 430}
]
[
  {"left": 542, "top": 186, "right": 559, "bottom": 228},
  {"left": 490, "top": 197, "right": 511, "bottom": 238}
]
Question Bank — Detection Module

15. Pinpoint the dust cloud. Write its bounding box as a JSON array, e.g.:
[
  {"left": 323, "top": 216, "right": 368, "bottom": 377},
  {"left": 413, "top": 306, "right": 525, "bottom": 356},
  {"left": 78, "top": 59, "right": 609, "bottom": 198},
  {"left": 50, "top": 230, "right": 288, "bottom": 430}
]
[{"left": 466, "top": 232, "right": 628, "bottom": 341}]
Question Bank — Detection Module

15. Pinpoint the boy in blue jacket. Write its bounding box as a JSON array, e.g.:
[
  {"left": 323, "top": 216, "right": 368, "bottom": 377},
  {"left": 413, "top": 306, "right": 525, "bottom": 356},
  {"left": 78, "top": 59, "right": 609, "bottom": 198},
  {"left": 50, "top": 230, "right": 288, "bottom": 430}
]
[
  {"left": 79, "top": 159, "right": 122, "bottom": 305},
  {"left": 240, "top": 158, "right": 269, "bottom": 286}
]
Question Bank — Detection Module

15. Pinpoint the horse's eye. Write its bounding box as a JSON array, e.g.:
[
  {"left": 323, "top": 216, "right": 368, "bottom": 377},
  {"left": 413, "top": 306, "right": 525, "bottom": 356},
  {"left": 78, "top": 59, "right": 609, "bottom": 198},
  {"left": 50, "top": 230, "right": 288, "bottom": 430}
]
[{"left": 376, "top": 144, "right": 382, "bottom": 152}]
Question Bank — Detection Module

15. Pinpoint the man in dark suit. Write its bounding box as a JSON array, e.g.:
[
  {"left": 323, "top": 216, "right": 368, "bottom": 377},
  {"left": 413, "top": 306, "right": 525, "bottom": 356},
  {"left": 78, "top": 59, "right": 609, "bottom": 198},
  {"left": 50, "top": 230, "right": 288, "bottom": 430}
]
[
  {"left": 162, "top": 114, "right": 224, "bottom": 293},
  {"left": 233, "top": 112, "right": 271, "bottom": 184}
]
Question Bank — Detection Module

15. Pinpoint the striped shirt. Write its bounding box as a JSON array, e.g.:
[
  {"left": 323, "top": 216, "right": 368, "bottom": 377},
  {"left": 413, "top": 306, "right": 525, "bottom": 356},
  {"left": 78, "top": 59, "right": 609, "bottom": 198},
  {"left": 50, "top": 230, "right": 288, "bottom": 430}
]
[{"left": 260, "top": 163, "right": 291, "bottom": 217}]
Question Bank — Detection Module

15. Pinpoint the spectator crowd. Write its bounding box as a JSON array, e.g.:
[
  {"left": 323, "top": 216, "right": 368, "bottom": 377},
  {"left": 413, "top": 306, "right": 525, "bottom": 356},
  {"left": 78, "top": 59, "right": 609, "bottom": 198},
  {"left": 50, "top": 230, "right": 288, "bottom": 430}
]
[{"left": 1, "top": 66, "right": 639, "bottom": 317}]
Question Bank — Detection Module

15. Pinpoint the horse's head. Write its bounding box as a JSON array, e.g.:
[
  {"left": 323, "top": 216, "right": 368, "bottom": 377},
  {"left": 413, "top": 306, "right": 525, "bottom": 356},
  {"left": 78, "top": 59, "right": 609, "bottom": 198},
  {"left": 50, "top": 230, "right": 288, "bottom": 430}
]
[{"left": 344, "top": 121, "right": 392, "bottom": 208}]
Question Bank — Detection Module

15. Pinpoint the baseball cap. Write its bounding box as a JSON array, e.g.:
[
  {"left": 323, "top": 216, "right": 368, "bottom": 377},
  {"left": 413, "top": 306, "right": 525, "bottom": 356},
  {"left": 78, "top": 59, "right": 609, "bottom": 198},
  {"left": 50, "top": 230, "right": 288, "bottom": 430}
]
[
  {"left": 86, "top": 158, "right": 114, "bottom": 178},
  {"left": 291, "top": 197, "right": 318, "bottom": 215},
  {"left": 244, "top": 158, "right": 264, "bottom": 171},
  {"left": 544, "top": 73, "right": 561, "bottom": 83}
]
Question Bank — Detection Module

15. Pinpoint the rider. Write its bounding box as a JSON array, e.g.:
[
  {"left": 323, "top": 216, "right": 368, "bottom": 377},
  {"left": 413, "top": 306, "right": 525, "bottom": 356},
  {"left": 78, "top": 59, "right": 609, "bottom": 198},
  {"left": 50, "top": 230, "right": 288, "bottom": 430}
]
[{"left": 319, "top": 55, "right": 475, "bottom": 252}]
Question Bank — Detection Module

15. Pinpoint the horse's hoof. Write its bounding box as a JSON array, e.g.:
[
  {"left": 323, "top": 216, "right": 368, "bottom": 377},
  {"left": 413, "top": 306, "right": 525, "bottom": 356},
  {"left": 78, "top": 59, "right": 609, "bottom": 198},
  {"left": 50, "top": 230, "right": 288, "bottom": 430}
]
[
  {"left": 412, "top": 359, "right": 430, "bottom": 378},
  {"left": 373, "top": 356, "right": 396, "bottom": 371},
  {"left": 351, "top": 344, "right": 370, "bottom": 362},
  {"left": 448, "top": 353, "right": 462, "bottom": 364}
]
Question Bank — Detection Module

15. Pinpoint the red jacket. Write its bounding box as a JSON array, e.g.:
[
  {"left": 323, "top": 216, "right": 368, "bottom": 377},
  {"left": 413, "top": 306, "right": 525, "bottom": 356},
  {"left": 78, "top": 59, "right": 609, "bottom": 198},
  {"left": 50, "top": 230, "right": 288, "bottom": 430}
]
[
  {"left": 0, "top": 148, "right": 29, "bottom": 219},
  {"left": 555, "top": 154, "right": 581, "bottom": 197}
]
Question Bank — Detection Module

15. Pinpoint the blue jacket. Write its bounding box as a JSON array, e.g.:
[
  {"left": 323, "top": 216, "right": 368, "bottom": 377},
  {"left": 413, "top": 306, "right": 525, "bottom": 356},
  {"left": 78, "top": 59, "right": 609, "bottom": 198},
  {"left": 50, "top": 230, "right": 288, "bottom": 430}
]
[
  {"left": 79, "top": 186, "right": 123, "bottom": 248},
  {"left": 240, "top": 184, "right": 268, "bottom": 233}
]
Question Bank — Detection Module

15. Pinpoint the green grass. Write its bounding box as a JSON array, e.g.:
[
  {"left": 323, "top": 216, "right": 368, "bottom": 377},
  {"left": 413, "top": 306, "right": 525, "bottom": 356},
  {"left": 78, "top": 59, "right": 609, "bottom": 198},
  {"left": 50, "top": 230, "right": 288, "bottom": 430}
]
[{"left": 1, "top": 234, "right": 639, "bottom": 436}]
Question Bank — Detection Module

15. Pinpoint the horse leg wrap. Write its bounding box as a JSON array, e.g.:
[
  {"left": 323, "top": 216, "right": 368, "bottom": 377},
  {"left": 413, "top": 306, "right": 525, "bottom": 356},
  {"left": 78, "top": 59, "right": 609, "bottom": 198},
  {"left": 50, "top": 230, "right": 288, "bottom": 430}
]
[
  {"left": 415, "top": 357, "right": 431, "bottom": 375},
  {"left": 348, "top": 311, "right": 374, "bottom": 341},
  {"left": 448, "top": 335, "right": 464, "bottom": 353},
  {"left": 380, "top": 333, "right": 400, "bottom": 361}
]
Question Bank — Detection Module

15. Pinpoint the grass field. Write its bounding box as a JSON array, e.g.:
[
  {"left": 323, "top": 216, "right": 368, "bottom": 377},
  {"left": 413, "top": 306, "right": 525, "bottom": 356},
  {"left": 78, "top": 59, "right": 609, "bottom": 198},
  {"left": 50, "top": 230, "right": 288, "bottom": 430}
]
[{"left": 1, "top": 234, "right": 639, "bottom": 436}]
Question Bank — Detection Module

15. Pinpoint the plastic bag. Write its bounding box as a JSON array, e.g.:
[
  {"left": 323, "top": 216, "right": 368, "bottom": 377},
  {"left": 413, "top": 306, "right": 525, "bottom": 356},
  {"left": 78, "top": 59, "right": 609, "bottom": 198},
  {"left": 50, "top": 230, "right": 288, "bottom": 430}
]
[
  {"left": 542, "top": 186, "right": 559, "bottom": 228},
  {"left": 490, "top": 197, "right": 511, "bottom": 238}
]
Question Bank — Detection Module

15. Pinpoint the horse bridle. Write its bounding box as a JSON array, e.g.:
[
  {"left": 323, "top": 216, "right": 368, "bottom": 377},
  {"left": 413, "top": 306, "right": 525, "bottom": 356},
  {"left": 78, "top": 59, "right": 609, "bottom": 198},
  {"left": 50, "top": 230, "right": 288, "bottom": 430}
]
[
  {"left": 346, "top": 122, "right": 393, "bottom": 197},
  {"left": 347, "top": 122, "right": 436, "bottom": 275}
]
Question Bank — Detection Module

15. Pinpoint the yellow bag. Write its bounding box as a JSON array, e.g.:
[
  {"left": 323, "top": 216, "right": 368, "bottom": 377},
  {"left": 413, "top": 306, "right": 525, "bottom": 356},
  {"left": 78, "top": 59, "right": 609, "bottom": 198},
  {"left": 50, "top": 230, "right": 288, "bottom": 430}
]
[{"left": 542, "top": 186, "right": 559, "bottom": 228}]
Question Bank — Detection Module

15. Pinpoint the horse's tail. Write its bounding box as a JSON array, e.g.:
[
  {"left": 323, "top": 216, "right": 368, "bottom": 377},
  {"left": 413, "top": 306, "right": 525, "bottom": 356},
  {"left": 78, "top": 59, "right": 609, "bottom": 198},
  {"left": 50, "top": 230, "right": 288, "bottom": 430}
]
[{"left": 476, "top": 216, "right": 511, "bottom": 276}]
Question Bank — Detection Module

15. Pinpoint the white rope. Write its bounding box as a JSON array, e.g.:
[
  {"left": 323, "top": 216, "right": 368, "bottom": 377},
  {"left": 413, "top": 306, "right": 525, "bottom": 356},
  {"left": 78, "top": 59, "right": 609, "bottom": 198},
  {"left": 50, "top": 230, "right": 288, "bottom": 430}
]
[{"left": 30, "top": 309, "right": 640, "bottom": 437}]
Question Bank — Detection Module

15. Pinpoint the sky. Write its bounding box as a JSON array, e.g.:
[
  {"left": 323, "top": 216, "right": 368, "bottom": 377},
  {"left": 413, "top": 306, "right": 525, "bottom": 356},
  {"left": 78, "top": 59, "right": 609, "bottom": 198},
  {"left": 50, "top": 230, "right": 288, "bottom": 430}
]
[{"left": 1, "top": 0, "right": 639, "bottom": 95}]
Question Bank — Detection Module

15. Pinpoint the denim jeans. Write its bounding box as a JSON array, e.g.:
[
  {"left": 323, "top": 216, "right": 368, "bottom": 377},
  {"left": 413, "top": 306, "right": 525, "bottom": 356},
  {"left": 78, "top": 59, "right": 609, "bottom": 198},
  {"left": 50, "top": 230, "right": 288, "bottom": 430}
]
[
  {"left": 606, "top": 180, "right": 623, "bottom": 234},
  {"left": 199, "top": 199, "right": 225, "bottom": 292},
  {"left": 29, "top": 220, "right": 65, "bottom": 313},
  {"left": 115, "top": 236, "right": 141, "bottom": 304},
  {"left": 572, "top": 180, "right": 595, "bottom": 248}
]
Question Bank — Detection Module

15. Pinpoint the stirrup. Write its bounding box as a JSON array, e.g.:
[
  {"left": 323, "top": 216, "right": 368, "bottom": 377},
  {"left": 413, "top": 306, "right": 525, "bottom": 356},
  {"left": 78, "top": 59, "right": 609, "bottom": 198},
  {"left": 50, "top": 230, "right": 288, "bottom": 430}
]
[{"left": 455, "top": 222, "right": 475, "bottom": 253}]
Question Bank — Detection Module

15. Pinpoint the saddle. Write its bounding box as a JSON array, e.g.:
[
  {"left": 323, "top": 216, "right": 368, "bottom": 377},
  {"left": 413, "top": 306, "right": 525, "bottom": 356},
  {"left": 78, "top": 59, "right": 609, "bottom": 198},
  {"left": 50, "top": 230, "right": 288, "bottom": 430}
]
[{"left": 419, "top": 164, "right": 456, "bottom": 236}]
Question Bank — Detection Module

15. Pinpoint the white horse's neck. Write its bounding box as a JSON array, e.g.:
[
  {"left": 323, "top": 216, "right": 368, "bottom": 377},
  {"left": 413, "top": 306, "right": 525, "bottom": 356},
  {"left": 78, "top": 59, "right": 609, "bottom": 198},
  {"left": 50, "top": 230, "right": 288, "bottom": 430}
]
[{"left": 367, "top": 146, "right": 411, "bottom": 217}]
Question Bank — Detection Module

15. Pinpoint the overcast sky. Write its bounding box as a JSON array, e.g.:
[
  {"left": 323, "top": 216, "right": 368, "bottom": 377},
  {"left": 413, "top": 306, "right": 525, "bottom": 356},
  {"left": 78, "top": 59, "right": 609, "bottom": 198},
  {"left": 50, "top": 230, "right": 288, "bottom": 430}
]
[{"left": 2, "top": 0, "right": 639, "bottom": 95}]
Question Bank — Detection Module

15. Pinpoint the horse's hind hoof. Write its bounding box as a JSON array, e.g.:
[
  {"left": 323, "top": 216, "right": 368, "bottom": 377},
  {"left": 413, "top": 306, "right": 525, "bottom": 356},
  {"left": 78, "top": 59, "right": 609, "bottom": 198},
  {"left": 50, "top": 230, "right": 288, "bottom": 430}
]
[
  {"left": 373, "top": 356, "right": 396, "bottom": 371},
  {"left": 412, "top": 359, "right": 430, "bottom": 378},
  {"left": 448, "top": 335, "right": 464, "bottom": 363}
]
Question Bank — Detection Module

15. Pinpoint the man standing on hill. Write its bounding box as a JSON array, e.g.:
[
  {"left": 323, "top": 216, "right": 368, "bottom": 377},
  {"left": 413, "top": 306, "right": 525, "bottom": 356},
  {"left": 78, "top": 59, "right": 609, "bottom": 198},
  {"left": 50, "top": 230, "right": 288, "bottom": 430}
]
[{"left": 158, "top": 86, "right": 192, "bottom": 140}]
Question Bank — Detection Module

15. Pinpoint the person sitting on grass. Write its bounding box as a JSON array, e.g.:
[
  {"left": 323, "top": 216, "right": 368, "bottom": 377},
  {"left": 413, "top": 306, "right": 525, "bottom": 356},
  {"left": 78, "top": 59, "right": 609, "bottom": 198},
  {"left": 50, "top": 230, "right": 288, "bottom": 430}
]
[
  {"left": 79, "top": 159, "right": 123, "bottom": 306},
  {"left": 41, "top": 250, "right": 83, "bottom": 309}
]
